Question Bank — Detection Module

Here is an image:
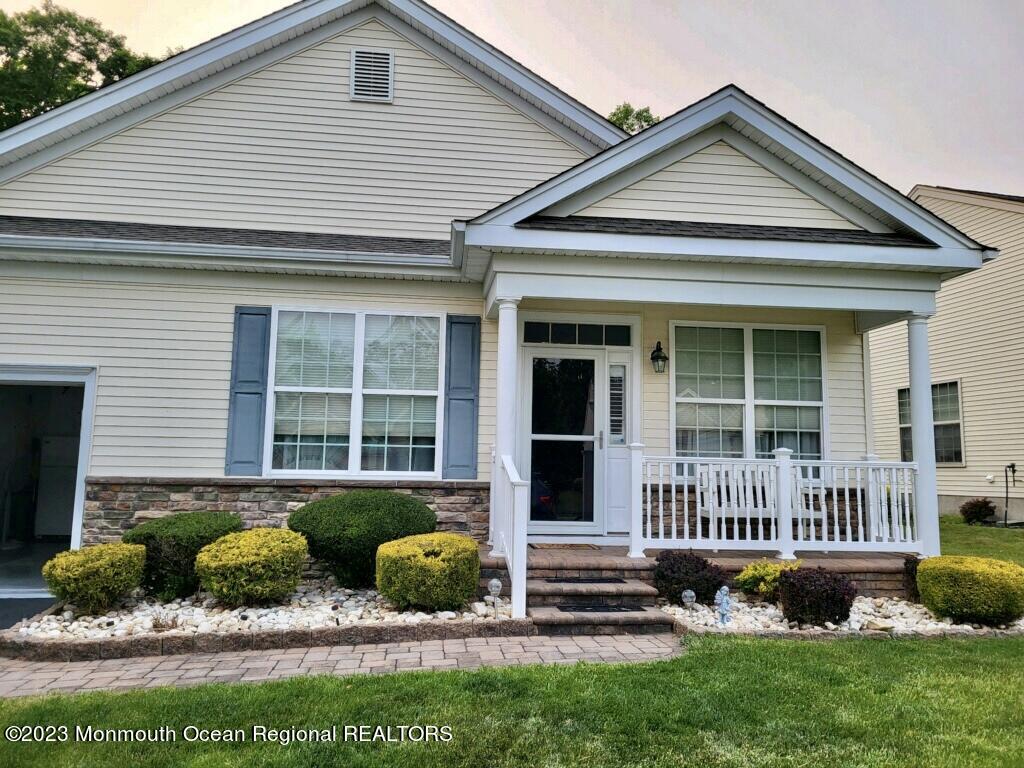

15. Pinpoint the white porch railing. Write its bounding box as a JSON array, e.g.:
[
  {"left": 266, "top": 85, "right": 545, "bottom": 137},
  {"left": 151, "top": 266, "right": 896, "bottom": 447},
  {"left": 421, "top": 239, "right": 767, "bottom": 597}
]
[
  {"left": 495, "top": 453, "right": 528, "bottom": 619},
  {"left": 630, "top": 446, "right": 922, "bottom": 558}
]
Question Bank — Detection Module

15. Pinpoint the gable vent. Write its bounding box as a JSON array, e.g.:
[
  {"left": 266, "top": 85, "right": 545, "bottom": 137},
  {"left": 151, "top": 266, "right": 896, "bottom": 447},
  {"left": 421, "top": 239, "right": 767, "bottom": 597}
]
[{"left": 350, "top": 48, "right": 394, "bottom": 103}]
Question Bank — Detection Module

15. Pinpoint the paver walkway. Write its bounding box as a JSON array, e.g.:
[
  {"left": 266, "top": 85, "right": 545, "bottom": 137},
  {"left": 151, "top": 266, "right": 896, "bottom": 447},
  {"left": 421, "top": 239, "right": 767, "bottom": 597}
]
[{"left": 0, "top": 633, "right": 680, "bottom": 698}]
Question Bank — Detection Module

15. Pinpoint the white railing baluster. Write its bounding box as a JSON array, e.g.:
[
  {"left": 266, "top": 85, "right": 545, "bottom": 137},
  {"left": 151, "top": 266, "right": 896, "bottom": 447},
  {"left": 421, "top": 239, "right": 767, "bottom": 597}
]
[{"left": 633, "top": 454, "right": 920, "bottom": 555}]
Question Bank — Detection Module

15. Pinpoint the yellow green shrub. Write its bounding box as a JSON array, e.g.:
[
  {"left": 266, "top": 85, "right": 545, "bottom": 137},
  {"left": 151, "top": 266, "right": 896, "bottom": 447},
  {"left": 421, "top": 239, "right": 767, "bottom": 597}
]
[
  {"left": 195, "top": 527, "right": 307, "bottom": 607},
  {"left": 376, "top": 533, "right": 479, "bottom": 611},
  {"left": 42, "top": 543, "right": 145, "bottom": 615},
  {"left": 917, "top": 555, "right": 1024, "bottom": 625},
  {"left": 734, "top": 558, "right": 801, "bottom": 602}
]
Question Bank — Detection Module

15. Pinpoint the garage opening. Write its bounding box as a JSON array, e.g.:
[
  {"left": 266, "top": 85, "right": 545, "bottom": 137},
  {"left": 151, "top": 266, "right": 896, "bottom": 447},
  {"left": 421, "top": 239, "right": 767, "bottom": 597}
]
[{"left": 0, "top": 383, "right": 84, "bottom": 594}]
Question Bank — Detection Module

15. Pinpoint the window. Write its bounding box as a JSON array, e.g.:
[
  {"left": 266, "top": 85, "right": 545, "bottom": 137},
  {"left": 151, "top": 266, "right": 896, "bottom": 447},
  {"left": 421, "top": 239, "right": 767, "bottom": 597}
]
[
  {"left": 350, "top": 49, "right": 394, "bottom": 102},
  {"left": 609, "top": 364, "right": 627, "bottom": 445},
  {"left": 897, "top": 381, "right": 963, "bottom": 464},
  {"left": 270, "top": 310, "right": 442, "bottom": 475},
  {"left": 673, "top": 324, "right": 825, "bottom": 461},
  {"left": 523, "top": 321, "right": 631, "bottom": 347},
  {"left": 752, "top": 329, "right": 823, "bottom": 462}
]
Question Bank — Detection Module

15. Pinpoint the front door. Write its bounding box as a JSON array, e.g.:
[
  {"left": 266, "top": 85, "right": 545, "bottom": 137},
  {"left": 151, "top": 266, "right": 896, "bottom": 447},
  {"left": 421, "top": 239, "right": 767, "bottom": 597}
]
[{"left": 525, "top": 349, "right": 606, "bottom": 534}]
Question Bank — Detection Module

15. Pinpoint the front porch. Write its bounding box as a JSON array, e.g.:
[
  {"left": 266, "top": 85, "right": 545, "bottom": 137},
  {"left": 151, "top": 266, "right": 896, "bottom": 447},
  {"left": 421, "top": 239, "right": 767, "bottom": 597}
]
[
  {"left": 480, "top": 543, "right": 909, "bottom": 633},
  {"left": 483, "top": 296, "right": 941, "bottom": 621}
]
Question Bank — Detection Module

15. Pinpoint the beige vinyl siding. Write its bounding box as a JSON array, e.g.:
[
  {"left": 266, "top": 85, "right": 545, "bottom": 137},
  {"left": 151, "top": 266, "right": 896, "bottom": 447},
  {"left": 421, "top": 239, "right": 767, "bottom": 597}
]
[
  {"left": 525, "top": 300, "right": 867, "bottom": 459},
  {"left": 0, "top": 19, "right": 585, "bottom": 239},
  {"left": 869, "top": 191, "right": 1024, "bottom": 503},
  {"left": 576, "top": 141, "right": 861, "bottom": 229},
  {"left": 0, "top": 261, "right": 495, "bottom": 479}
]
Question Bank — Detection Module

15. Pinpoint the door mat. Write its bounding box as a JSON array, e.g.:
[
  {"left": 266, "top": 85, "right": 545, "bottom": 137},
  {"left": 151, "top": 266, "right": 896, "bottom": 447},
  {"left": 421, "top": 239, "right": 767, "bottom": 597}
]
[{"left": 529, "top": 543, "right": 600, "bottom": 550}]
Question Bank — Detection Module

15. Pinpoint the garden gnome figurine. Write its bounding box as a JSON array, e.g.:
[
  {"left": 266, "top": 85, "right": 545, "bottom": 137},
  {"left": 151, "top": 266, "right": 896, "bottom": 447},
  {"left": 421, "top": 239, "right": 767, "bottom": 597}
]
[{"left": 714, "top": 586, "right": 732, "bottom": 626}]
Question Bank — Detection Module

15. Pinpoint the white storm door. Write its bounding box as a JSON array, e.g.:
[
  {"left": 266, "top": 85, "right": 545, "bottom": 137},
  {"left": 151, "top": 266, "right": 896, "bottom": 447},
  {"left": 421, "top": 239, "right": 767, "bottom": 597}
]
[{"left": 524, "top": 348, "right": 606, "bottom": 534}]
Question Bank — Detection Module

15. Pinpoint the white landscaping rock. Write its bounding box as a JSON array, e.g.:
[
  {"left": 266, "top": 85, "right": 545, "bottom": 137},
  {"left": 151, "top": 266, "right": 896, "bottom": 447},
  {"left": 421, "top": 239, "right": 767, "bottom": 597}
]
[
  {"left": 662, "top": 594, "right": 1023, "bottom": 636},
  {"left": 11, "top": 578, "right": 509, "bottom": 641}
]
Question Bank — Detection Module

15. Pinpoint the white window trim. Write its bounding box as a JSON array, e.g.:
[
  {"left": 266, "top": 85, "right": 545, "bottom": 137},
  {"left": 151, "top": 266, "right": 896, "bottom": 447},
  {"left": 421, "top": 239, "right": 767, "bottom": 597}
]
[
  {"left": 349, "top": 47, "right": 395, "bottom": 103},
  {"left": 897, "top": 378, "right": 965, "bottom": 467},
  {"left": 668, "top": 320, "right": 831, "bottom": 461},
  {"left": 262, "top": 306, "right": 446, "bottom": 480}
]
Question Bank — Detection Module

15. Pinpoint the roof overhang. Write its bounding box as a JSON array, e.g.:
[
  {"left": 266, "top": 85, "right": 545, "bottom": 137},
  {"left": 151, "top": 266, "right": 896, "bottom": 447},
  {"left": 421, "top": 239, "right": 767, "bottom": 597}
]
[
  {"left": 0, "top": 233, "right": 465, "bottom": 281},
  {"left": 0, "top": 0, "right": 625, "bottom": 179}
]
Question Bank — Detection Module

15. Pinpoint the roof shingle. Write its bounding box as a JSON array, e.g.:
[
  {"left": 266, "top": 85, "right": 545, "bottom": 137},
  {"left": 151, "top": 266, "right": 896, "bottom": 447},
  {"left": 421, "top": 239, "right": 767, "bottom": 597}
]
[
  {"left": 0, "top": 215, "right": 451, "bottom": 256},
  {"left": 516, "top": 215, "right": 934, "bottom": 248}
]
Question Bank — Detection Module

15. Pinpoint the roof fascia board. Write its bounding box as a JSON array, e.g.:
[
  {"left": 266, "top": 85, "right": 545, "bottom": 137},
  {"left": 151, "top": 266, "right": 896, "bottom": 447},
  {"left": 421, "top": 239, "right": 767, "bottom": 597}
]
[
  {"left": 382, "top": 0, "right": 625, "bottom": 147},
  {"left": 0, "top": 0, "right": 620, "bottom": 174},
  {"left": 541, "top": 127, "right": 724, "bottom": 216},
  {"left": 464, "top": 223, "right": 982, "bottom": 271},
  {"left": 543, "top": 123, "right": 889, "bottom": 233},
  {"left": 727, "top": 97, "right": 980, "bottom": 249},
  {"left": 476, "top": 89, "right": 739, "bottom": 225},
  {"left": 475, "top": 87, "right": 984, "bottom": 252},
  {"left": 0, "top": 5, "right": 379, "bottom": 185},
  {"left": 375, "top": 12, "right": 602, "bottom": 154},
  {"left": 0, "top": 0, "right": 361, "bottom": 161},
  {"left": 911, "top": 185, "right": 1024, "bottom": 215},
  {"left": 0, "top": 5, "right": 601, "bottom": 186}
]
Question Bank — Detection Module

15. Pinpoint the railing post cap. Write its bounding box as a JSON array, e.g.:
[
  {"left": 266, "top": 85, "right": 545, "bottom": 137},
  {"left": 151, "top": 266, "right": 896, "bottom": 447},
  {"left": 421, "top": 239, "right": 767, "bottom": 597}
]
[
  {"left": 628, "top": 442, "right": 645, "bottom": 450},
  {"left": 772, "top": 447, "right": 794, "bottom": 457}
]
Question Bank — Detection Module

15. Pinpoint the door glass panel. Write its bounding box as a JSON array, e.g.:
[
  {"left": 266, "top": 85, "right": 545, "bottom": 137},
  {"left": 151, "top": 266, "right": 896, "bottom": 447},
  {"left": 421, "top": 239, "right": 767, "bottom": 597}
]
[
  {"left": 531, "top": 358, "right": 596, "bottom": 435},
  {"left": 530, "top": 441, "right": 594, "bottom": 522},
  {"left": 609, "top": 364, "right": 626, "bottom": 445}
]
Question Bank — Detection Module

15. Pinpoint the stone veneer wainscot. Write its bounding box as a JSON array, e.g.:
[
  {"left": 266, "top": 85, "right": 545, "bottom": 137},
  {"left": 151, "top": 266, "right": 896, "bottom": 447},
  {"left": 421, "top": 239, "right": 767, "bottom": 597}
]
[{"left": 83, "top": 477, "right": 490, "bottom": 545}]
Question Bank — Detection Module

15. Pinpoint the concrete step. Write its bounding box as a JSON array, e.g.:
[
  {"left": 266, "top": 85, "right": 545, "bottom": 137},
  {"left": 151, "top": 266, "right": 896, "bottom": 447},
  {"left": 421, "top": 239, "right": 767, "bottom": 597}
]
[
  {"left": 526, "top": 578, "right": 658, "bottom": 607},
  {"left": 528, "top": 605, "right": 674, "bottom": 635}
]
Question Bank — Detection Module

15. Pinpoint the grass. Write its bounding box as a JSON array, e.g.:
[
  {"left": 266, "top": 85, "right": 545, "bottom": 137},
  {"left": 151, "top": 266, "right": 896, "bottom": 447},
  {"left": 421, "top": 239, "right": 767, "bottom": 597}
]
[
  {"left": 940, "top": 515, "right": 1024, "bottom": 565},
  {"left": 2, "top": 636, "right": 1024, "bottom": 767}
]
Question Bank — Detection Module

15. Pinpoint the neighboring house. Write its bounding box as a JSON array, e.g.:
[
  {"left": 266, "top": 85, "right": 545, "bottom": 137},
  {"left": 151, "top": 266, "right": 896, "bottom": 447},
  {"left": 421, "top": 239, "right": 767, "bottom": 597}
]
[
  {"left": 869, "top": 185, "right": 1022, "bottom": 521},
  {"left": 0, "top": 0, "right": 992, "bottom": 613}
]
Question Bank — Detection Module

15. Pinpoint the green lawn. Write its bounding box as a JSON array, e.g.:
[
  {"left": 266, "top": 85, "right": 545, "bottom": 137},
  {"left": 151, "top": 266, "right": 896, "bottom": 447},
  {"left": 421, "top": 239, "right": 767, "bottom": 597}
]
[
  {"left": 941, "top": 515, "right": 1024, "bottom": 565},
  {"left": 3, "top": 636, "right": 1024, "bottom": 767}
]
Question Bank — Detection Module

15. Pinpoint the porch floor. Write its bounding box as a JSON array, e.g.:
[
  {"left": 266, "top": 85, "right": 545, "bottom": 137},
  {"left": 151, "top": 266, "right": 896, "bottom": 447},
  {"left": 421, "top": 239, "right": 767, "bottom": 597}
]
[{"left": 482, "top": 545, "right": 908, "bottom": 574}]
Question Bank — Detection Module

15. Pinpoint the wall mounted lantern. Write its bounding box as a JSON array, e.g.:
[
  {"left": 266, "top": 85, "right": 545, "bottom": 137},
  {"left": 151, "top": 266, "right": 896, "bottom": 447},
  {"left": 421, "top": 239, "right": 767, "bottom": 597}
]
[{"left": 650, "top": 341, "right": 669, "bottom": 374}]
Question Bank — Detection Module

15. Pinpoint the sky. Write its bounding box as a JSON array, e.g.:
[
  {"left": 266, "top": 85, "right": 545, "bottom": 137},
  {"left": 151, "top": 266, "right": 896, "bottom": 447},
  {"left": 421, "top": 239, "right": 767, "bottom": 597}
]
[{"left": 2, "top": 0, "right": 1021, "bottom": 196}]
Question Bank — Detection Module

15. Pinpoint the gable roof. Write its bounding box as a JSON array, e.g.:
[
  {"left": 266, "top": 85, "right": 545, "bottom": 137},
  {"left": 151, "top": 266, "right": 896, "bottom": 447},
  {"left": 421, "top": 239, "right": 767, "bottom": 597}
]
[
  {"left": 0, "top": 0, "right": 625, "bottom": 175},
  {"left": 473, "top": 85, "right": 989, "bottom": 253}
]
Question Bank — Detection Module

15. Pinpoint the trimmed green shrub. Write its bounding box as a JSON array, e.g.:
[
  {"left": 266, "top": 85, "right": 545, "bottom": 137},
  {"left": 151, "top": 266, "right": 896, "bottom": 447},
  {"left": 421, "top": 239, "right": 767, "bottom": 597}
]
[
  {"left": 904, "top": 555, "right": 921, "bottom": 603},
  {"left": 42, "top": 543, "right": 145, "bottom": 615},
  {"left": 653, "top": 551, "right": 727, "bottom": 604},
  {"left": 195, "top": 528, "right": 307, "bottom": 607},
  {"left": 376, "top": 533, "right": 480, "bottom": 611},
  {"left": 288, "top": 491, "right": 436, "bottom": 587},
  {"left": 959, "top": 498, "right": 996, "bottom": 525},
  {"left": 123, "top": 511, "right": 243, "bottom": 600},
  {"left": 734, "top": 558, "right": 801, "bottom": 602},
  {"left": 778, "top": 567, "right": 856, "bottom": 626},
  {"left": 917, "top": 555, "right": 1024, "bottom": 626}
]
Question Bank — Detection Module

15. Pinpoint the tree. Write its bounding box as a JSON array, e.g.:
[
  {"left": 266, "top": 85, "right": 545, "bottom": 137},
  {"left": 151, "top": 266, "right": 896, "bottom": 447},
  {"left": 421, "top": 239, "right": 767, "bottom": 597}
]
[
  {"left": 607, "top": 102, "right": 661, "bottom": 134},
  {"left": 0, "top": 2, "right": 162, "bottom": 131}
]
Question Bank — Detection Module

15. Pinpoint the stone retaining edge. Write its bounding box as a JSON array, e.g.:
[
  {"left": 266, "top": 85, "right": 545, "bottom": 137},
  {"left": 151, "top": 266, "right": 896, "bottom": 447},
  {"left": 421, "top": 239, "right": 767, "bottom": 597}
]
[{"left": 0, "top": 618, "right": 537, "bottom": 662}]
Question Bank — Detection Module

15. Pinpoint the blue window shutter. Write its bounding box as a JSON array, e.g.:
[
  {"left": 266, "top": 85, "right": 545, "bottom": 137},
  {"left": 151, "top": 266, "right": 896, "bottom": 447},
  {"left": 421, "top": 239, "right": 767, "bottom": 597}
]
[
  {"left": 442, "top": 315, "right": 481, "bottom": 479},
  {"left": 225, "top": 306, "right": 271, "bottom": 476}
]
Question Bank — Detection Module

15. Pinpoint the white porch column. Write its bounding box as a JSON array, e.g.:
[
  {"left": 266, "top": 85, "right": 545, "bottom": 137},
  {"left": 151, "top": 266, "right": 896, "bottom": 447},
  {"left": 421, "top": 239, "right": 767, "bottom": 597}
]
[
  {"left": 490, "top": 297, "right": 520, "bottom": 557},
  {"left": 908, "top": 315, "right": 940, "bottom": 556}
]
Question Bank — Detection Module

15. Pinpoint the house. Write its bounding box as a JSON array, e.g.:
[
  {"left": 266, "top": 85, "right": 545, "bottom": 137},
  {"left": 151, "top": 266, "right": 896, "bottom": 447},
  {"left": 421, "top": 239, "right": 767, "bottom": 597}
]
[
  {"left": 0, "top": 0, "right": 993, "bottom": 621},
  {"left": 869, "top": 186, "right": 1022, "bottom": 522}
]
